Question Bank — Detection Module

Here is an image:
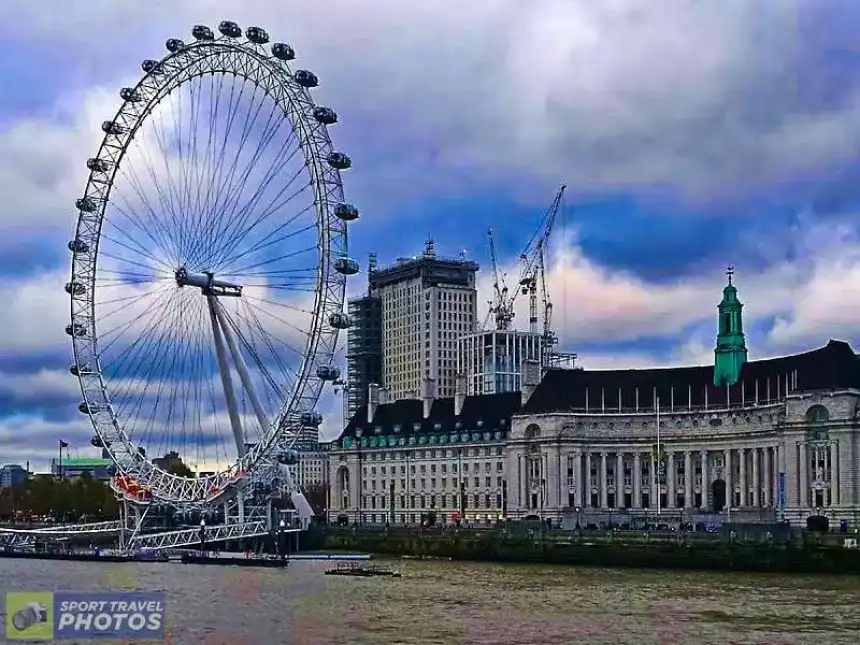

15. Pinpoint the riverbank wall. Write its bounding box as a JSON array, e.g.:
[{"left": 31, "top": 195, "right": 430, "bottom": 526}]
[{"left": 321, "top": 528, "right": 860, "bottom": 574}]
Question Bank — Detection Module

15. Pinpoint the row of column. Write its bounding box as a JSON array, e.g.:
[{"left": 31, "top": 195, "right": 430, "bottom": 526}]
[
  {"left": 797, "top": 441, "right": 839, "bottom": 507},
  {"left": 566, "top": 446, "right": 785, "bottom": 510}
]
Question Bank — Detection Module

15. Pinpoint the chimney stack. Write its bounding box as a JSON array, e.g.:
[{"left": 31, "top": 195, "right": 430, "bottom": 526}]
[
  {"left": 421, "top": 376, "right": 436, "bottom": 419},
  {"left": 455, "top": 373, "right": 467, "bottom": 417},
  {"left": 520, "top": 359, "right": 541, "bottom": 407},
  {"left": 367, "top": 383, "right": 379, "bottom": 424}
]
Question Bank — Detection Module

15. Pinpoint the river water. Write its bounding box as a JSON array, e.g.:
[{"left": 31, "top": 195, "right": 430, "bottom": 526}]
[{"left": 1, "top": 558, "right": 858, "bottom": 644}]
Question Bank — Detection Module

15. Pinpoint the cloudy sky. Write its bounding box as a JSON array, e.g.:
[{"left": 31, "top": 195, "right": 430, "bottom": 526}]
[{"left": 3, "top": 0, "right": 860, "bottom": 472}]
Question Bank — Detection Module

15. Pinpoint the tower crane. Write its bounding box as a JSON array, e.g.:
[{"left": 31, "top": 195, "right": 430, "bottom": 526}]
[
  {"left": 483, "top": 184, "right": 576, "bottom": 369},
  {"left": 485, "top": 184, "right": 565, "bottom": 331}
]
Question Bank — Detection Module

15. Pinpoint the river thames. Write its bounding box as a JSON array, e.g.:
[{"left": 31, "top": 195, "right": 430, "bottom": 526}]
[{"left": 1, "top": 558, "right": 858, "bottom": 644}]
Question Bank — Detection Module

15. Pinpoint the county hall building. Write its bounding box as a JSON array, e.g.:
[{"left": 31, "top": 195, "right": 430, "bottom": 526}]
[{"left": 328, "top": 273, "right": 860, "bottom": 528}]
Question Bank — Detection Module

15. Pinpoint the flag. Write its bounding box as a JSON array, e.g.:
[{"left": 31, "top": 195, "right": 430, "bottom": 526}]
[{"left": 59, "top": 440, "right": 69, "bottom": 448}]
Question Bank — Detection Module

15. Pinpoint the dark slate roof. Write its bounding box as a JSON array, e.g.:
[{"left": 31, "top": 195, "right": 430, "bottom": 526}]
[
  {"left": 522, "top": 339, "right": 860, "bottom": 415},
  {"left": 338, "top": 391, "right": 522, "bottom": 440}
]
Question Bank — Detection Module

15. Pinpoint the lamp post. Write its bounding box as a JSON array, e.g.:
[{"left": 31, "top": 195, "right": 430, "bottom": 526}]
[
  {"left": 278, "top": 518, "right": 286, "bottom": 564},
  {"left": 355, "top": 428, "right": 363, "bottom": 527},
  {"left": 198, "top": 518, "right": 206, "bottom": 554},
  {"left": 457, "top": 448, "right": 464, "bottom": 526}
]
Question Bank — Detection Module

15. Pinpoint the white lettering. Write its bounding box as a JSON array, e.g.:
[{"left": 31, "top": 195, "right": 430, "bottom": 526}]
[
  {"left": 128, "top": 613, "right": 146, "bottom": 630},
  {"left": 93, "top": 613, "right": 112, "bottom": 630},
  {"left": 111, "top": 613, "right": 128, "bottom": 629},
  {"left": 74, "top": 614, "right": 93, "bottom": 631},
  {"left": 57, "top": 613, "right": 75, "bottom": 629},
  {"left": 59, "top": 601, "right": 71, "bottom": 612},
  {"left": 146, "top": 613, "right": 162, "bottom": 631}
]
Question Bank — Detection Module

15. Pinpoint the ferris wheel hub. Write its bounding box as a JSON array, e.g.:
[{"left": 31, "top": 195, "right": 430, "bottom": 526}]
[{"left": 174, "top": 267, "right": 242, "bottom": 297}]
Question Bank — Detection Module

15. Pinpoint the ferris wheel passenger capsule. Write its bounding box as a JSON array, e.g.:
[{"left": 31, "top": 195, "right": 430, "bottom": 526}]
[
  {"left": 75, "top": 197, "right": 97, "bottom": 212},
  {"left": 245, "top": 27, "right": 270, "bottom": 44},
  {"left": 192, "top": 25, "right": 214, "bottom": 40},
  {"left": 120, "top": 87, "right": 142, "bottom": 102},
  {"left": 271, "top": 43, "right": 295, "bottom": 61},
  {"left": 101, "top": 121, "right": 125, "bottom": 135},
  {"left": 327, "top": 152, "right": 352, "bottom": 170},
  {"left": 64, "top": 281, "right": 85, "bottom": 296},
  {"left": 300, "top": 411, "right": 323, "bottom": 427},
  {"left": 68, "top": 239, "right": 90, "bottom": 254},
  {"left": 277, "top": 449, "right": 300, "bottom": 466},
  {"left": 141, "top": 59, "right": 163, "bottom": 74},
  {"left": 316, "top": 365, "right": 341, "bottom": 381},
  {"left": 328, "top": 312, "right": 353, "bottom": 329},
  {"left": 65, "top": 323, "right": 87, "bottom": 337},
  {"left": 333, "top": 203, "right": 359, "bottom": 221},
  {"left": 90, "top": 435, "right": 107, "bottom": 448},
  {"left": 334, "top": 257, "right": 359, "bottom": 275},
  {"left": 86, "top": 158, "right": 111, "bottom": 172},
  {"left": 218, "top": 21, "right": 242, "bottom": 38},
  {"left": 312, "top": 106, "right": 338, "bottom": 125},
  {"left": 69, "top": 363, "right": 92, "bottom": 376},
  {"left": 79, "top": 401, "right": 101, "bottom": 415},
  {"left": 165, "top": 38, "right": 185, "bottom": 53},
  {"left": 294, "top": 70, "right": 318, "bottom": 88}
]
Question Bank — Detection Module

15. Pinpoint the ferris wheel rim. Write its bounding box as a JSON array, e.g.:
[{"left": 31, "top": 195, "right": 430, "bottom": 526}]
[{"left": 67, "top": 26, "right": 352, "bottom": 505}]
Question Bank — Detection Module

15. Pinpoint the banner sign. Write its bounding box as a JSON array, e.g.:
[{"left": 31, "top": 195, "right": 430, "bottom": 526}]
[
  {"left": 777, "top": 472, "right": 786, "bottom": 519},
  {"left": 6, "top": 591, "right": 165, "bottom": 641}
]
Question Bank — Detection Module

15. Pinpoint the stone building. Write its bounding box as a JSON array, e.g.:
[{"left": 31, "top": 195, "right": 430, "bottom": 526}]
[
  {"left": 328, "top": 379, "right": 523, "bottom": 525},
  {"left": 507, "top": 274, "right": 860, "bottom": 528},
  {"left": 330, "top": 272, "right": 860, "bottom": 528}
]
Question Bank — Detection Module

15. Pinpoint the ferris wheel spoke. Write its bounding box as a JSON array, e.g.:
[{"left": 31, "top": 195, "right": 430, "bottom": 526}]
[
  {"left": 107, "top": 308, "right": 177, "bottom": 421},
  {"left": 94, "top": 283, "right": 172, "bottom": 324},
  {"left": 216, "top": 216, "right": 315, "bottom": 275},
  {"left": 95, "top": 288, "right": 176, "bottom": 355},
  {"left": 108, "top": 291, "right": 183, "bottom": 442},
  {"left": 195, "top": 95, "right": 298, "bottom": 270},
  {"left": 232, "top": 301, "right": 300, "bottom": 397},
  {"left": 107, "top": 190, "right": 179, "bottom": 267},
  {"left": 116, "top": 154, "right": 183, "bottom": 259},
  {"left": 193, "top": 80, "right": 268, "bottom": 265},
  {"left": 99, "top": 227, "right": 173, "bottom": 271},
  {"left": 217, "top": 304, "right": 284, "bottom": 442},
  {"left": 209, "top": 164, "right": 311, "bottom": 271},
  {"left": 239, "top": 296, "right": 312, "bottom": 356},
  {"left": 195, "top": 77, "right": 248, "bottom": 260},
  {"left": 186, "top": 74, "right": 222, "bottom": 262},
  {"left": 102, "top": 294, "right": 179, "bottom": 410},
  {"left": 224, "top": 244, "right": 317, "bottom": 276}
]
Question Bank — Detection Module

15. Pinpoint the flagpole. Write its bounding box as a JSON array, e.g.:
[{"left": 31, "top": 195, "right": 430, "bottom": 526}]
[
  {"left": 58, "top": 440, "right": 63, "bottom": 481},
  {"left": 656, "top": 398, "right": 661, "bottom": 516}
]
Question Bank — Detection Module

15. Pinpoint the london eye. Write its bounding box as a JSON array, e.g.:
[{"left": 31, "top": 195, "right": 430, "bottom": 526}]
[{"left": 65, "top": 21, "right": 360, "bottom": 511}]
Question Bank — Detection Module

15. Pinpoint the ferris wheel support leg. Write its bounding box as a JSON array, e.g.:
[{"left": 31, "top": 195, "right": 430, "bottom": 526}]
[
  {"left": 207, "top": 296, "right": 246, "bottom": 458},
  {"left": 212, "top": 298, "right": 271, "bottom": 439}
]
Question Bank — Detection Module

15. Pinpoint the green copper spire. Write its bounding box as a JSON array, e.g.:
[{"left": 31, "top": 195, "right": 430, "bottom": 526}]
[{"left": 713, "top": 266, "right": 747, "bottom": 386}]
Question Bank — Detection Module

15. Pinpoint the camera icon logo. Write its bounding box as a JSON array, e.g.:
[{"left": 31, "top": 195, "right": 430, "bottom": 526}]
[
  {"left": 12, "top": 602, "right": 48, "bottom": 632},
  {"left": 6, "top": 592, "right": 54, "bottom": 640}
]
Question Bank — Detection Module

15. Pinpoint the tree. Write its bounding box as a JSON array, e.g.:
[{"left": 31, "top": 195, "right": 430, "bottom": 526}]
[{"left": 166, "top": 460, "right": 193, "bottom": 478}]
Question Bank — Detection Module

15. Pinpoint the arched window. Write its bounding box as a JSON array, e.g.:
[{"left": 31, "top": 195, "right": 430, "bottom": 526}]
[
  {"left": 805, "top": 405, "right": 829, "bottom": 424},
  {"left": 524, "top": 424, "right": 541, "bottom": 440},
  {"left": 723, "top": 312, "right": 732, "bottom": 333}
]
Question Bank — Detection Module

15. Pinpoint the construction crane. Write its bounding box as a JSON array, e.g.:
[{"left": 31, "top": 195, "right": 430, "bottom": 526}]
[{"left": 485, "top": 184, "right": 566, "bottom": 335}]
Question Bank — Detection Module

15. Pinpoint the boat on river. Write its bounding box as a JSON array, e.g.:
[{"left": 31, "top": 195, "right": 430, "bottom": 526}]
[{"left": 324, "top": 561, "right": 401, "bottom": 578}]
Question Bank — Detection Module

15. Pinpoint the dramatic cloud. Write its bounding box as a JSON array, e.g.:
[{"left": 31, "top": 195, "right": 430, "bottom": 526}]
[{"left": 4, "top": 0, "right": 860, "bottom": 472}]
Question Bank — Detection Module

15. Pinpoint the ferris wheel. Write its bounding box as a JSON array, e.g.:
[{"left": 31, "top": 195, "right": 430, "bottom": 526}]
[{"left": 66, "top": 21, "right": 359, "bottom": 507}]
